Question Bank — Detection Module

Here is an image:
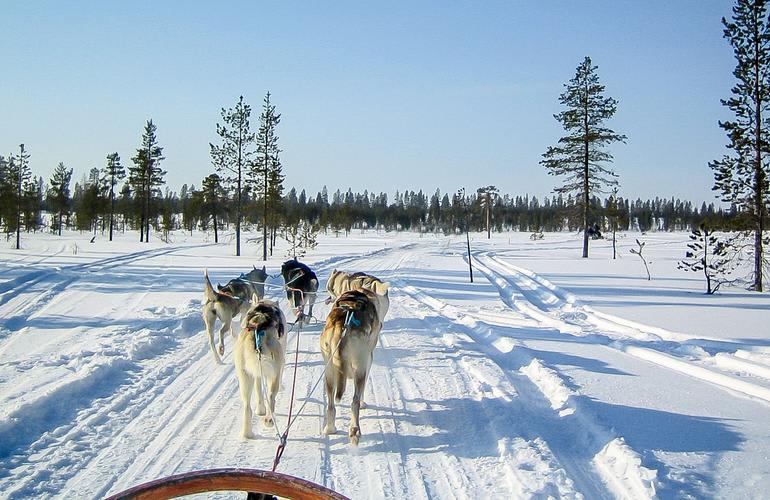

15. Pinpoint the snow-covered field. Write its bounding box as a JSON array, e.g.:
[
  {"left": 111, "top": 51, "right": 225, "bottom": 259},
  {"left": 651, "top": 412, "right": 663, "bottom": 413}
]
[{"left": 1, "top": 229, "right": 769, "bottom": 499}]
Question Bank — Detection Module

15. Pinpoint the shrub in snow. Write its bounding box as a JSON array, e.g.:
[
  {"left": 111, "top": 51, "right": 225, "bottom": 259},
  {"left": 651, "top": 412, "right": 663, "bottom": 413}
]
[{"left": 677, "top": 223, "right": 737, "bottom": 294}]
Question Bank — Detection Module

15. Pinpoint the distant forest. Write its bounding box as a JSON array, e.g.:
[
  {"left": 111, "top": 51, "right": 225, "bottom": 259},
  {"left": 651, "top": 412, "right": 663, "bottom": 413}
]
[{"left": 0, "top": 167, "right": 740, "bottom": 238}]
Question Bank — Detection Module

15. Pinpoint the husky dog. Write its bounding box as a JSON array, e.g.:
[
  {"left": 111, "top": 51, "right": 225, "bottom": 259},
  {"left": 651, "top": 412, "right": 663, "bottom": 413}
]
[
  {"left": 280, "top": 259, "right": 318, "bottom": 324},
  {"left": 217, "top": 265, "right": 268, "bottom": 305},
  {"left": 202, "top": 266, "right": 267, "bottom": 364},
  {"left": 325, "top": 269, "right": 390, "bottom": 323},
  {"left": 234, "top": 298, "right": 287, "bottom": 439},
  {"left": 320, "top": 288, "right": 383, "bottom": 445}
]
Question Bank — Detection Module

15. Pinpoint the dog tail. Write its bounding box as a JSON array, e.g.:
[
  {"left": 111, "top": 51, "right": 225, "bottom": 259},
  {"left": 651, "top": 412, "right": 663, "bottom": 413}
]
[{"left": 204, "top": 269, "right": 218, "bottom": 303}]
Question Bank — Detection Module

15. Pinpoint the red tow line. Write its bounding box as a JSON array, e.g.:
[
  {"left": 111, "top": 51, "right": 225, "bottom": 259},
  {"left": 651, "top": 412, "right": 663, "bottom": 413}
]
[{"left": 272, "top": 292, "right": 306, "bottom": 472}]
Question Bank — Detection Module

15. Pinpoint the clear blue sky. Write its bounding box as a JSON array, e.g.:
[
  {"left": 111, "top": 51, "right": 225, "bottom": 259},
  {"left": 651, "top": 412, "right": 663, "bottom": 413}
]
[{"left": 1, "top": 1, "right": 735, "bottom": 203}]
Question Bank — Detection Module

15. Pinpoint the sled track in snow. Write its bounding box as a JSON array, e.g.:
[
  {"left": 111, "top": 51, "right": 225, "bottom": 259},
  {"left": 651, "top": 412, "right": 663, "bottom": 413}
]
[
  {"left": 0, "top": 244, "right": 213, "bottom": 345},
  {"left": 474, "top": 253, "right": 770, "bottom": 406},
  {"left": 392, "top": 279, "right": 657, "bottom": 500}
]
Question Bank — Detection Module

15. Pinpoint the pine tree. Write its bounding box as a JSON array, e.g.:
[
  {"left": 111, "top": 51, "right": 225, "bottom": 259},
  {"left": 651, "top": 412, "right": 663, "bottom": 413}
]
[
  {"left": 541, "top": 56, "right": 626, "bottom": 258},
  {"left": 711, "top": 0, "right": 770, "bottom": 291},
  {"left": 129, "top": 120, "right": 165, "bottom": 242},
  {"left": 678, "top": 223, "right": 736, "bottom": 294},
  {"left": 22, "top": 176, "right": 43, "bottom": 232},
  {"left": 48, "top": 162, "right": 73, "bottom": 236},
  {"left": 12, "top": 145, "right": 31, "bottom": 249},
  {"left": 103, "top": 152, "right": 125, "bottom": 241},
  {"left": 210, "top": 96, "right": 254, "bottom": 256},
  {"left": 476, "top": 185, "right": 498, "bottom": 239},
  {"left": 201, "top": 173, "right": 226, "bottom": 243},
  {"left": 249, "top": 92, "right": 283, "bottom": 261}
]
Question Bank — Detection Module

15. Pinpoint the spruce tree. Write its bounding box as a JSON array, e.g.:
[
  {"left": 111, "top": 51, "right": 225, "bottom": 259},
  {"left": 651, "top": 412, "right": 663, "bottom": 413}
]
[
  {"left": 541, "top": 56, "right": 626, "bottom": 258},
  {"left": 711, "top": 0, "right": 770, "bottom": 291},
  {"left": 210, "top": 96, "right": 254, "bottom": 256},
  {"left": 48, "top": 162, "right": 73, "bottom": 236},
  {"left": 13, "top": 145, "right": 31, "bottom": 249},
  {"left": 201, "top": 173, "right": 226, "bottom": 243},
  {"left": 129, "top": 120, "right": 165, "bottom": 242},
  {"left": 249, "top": 92, "right": 283, "bottom": 261},
  {"left": 103, "top": 152, "right": 125, "bottom": 241}
]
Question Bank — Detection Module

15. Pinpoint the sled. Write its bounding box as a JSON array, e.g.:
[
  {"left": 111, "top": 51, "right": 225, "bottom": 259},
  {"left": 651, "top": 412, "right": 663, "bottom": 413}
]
[{"left": 105, "top": 468, "right": 349, "bottom": 499}]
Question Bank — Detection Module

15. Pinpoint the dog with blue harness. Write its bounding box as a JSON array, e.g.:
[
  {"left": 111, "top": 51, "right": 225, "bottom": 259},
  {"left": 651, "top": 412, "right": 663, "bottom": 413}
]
[
  {"left": 234, "top": 297, "right": 287, "bottom": 439},
  {"left": 320, "top": 288, "right": 384, "bottom": 445}
]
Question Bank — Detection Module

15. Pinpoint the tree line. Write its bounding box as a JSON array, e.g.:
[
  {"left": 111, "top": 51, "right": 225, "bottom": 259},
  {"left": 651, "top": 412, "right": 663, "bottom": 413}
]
[{"left": 1, "top": 0, "right": 769, "bottom": 290}]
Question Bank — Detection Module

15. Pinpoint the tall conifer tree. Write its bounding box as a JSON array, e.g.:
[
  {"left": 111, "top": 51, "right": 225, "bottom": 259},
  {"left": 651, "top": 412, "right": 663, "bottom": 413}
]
[
  {"left": 201, "top": 173, "right": 226, "bottom": 243},
  {"left": 103, "top": 152, "right": 125, "bottom": 241},
  {"left": 711, "top": 0, "right": 770, "bottom": 291},
  {"left": 48, "top": 162, "right": 73, "bottom": 236},
  {"left": 13, "top": 145, "right": 31, "bottom": 249},
  {"left": 541, "top": 56, "right": 626, "bottom": 258},
  {"left": 210, "top": 96, "right": 254, "bottom": 256},
  {"left": 249, "top": 92, "right": 283, "bottom": 261},
  {"left": 129, "top": 120, "right": 165, "bottom": 242}
]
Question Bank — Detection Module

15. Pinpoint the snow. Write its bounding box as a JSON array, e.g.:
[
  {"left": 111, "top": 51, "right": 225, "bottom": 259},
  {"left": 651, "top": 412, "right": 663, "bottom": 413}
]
[{"left": 0, "top": 229, "right": 769, "bottom": 499}]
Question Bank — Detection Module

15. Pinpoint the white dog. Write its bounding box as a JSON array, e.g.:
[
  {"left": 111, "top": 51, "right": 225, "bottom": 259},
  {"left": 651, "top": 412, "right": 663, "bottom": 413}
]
[
  {"left": 320, "top": 288, "right": 383, "bottom": 445},
  {"left": 233, "top": 298, "right": 288, "bottom": 439}
]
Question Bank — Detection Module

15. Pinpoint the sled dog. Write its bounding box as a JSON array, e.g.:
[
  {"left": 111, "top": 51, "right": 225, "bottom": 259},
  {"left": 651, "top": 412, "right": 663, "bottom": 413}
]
[
  {"left": 234, "top": 298, "right": 287, "bottom": 439},
  {"left": 218, "top": 265, "right": 268, "bottom": 305},
  {"left": 202, "top": 266, "right": 267, "bottom": 364},
  {"left": 325, "top": 269, "right": 390, "bottom": 323},
  {"left": 320, "top": 288, "right": 382, "bottom": 445},
  {"left": 280, "top": 259, "right": 318, "bottom": 324}
]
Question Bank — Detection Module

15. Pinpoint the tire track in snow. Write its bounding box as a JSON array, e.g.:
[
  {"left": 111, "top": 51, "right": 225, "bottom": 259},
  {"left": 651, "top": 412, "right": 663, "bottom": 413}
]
[
  {"left": 394, "top": 279, "right": 656, "bottom": 500},
  {"left": 475, "top": 253, "right": 770, "bottom": 405}
]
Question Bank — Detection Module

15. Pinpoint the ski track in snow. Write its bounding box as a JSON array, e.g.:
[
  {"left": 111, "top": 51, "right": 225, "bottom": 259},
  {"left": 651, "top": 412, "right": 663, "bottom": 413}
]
[
  {"left": 0, "top": 236, "right": 768, "bottom": 498},
  {"left": 472, "top": 252, "right": 770, "bottom": 406}
]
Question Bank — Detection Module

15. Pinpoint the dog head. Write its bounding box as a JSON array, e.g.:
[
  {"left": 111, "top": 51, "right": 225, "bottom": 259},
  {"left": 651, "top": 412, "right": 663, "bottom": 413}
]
[
  {"left": 245, "top": 265, "right": 268, "bottom": 284},
  {"left": 241, "top": 300, "right": 285, "bottom": 339}
]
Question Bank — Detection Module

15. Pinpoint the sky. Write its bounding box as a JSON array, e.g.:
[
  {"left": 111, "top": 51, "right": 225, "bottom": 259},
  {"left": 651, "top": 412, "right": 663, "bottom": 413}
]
[{"left": 1, "top": 1, "right": 737, "bottom": 203}]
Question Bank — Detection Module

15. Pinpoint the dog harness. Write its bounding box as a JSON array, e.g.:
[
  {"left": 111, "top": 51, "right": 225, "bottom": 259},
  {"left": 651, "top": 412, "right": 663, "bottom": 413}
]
[
  {"left": 254, "top": 329, "right": 266, "bottom": 352},
  {"left": 344, "top": 310, "right": 361, "bottom": 328}
]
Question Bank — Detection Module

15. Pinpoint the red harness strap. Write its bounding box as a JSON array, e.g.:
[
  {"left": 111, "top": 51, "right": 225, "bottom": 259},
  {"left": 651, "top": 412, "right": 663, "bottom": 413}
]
[{"left": 272, "top": 313, "right": 304, "bottom": 472}]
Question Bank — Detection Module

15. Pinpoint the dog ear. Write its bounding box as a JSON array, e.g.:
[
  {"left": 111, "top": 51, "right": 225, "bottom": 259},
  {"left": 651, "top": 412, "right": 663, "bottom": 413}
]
[
  {"left": 217, "top": 283, "right": 223, "bottom": 290},
  {"left": 378, "top": 282, "right": 390, "bottom": 295},
  {"left": 251, "top": 292, "right": 260, "bottom": 305},
  {"left": 261, "top": 265, "right": 265, "bottom": 272}
]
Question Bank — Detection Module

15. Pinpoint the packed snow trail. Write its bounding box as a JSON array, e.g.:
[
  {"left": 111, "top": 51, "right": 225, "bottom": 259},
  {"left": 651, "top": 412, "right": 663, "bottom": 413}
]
[{"left": 1, "top": 233, "right": 769, "bottom": 499}]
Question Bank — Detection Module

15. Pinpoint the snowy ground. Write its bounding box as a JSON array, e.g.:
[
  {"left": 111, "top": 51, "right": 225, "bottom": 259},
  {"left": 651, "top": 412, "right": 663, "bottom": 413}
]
[{"left": 0, "top": 229, "right": 768, "bottom": 499}]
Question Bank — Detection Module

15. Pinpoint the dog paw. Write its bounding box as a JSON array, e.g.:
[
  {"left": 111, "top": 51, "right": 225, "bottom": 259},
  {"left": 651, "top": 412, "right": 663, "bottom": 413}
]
[
  {"left": 323, "top": 424, "right": 337, "bottom": 435},
  {"left": 241, "top": 430, "right": 256, "bottom": 440},
  {"left": 349, "top": 427, "right": 361, "bottom": 446},
  {"left": 263, "top": 416, "right": 274, "bottom": 427}
]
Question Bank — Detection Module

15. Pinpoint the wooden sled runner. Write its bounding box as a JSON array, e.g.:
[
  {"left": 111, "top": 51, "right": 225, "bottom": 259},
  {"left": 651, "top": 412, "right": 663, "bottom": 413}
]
[{"left": 105, "top": 468, "right": 349, "bottom": 500}]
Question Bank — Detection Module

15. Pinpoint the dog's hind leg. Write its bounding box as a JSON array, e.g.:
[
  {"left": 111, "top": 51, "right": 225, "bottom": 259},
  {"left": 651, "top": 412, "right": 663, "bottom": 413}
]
[
  {"left": 263, "top": 374, "right": 279, "bottom": 428},
  {"left": 203, "top": 309, "right": 222, "bottom": 364},
  {"left": 237, "top": 371, "right": 256, "bottom": 439},
  {"left": 349, "top": 370, "right": 367, "bottom": 446},
  {"left": 255, "top": 372, "right": 266, "bottom": 416},
  {"left": 322, "top": 366, "right": 337, "bottom": 435},
  {"left": 218, "top": 319, "right": 229, "bottom": 357}
]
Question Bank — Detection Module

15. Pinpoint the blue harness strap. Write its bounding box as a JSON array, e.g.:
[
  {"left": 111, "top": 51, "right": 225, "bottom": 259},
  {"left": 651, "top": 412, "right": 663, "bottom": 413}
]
[
  {"left": 255, "top": 330, "right": 266, "bottom": 351},
  {"left": 344, "top": 310, "right": 361, "bottom": 328}
]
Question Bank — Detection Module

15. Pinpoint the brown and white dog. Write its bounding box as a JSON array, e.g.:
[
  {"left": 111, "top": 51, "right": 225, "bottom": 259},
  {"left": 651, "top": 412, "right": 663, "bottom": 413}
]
[
  {"left": 320, "top": 288, "right": 383, "bottom": 445},
  {"left": 202, "top": 266, "right": 267, "bottom": 364},
  {"left": 234, "top": 298, "right": 287, "bottom": 439},
  {"left": 325, "top": 269, "right": 390, "bottom": 323}
]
